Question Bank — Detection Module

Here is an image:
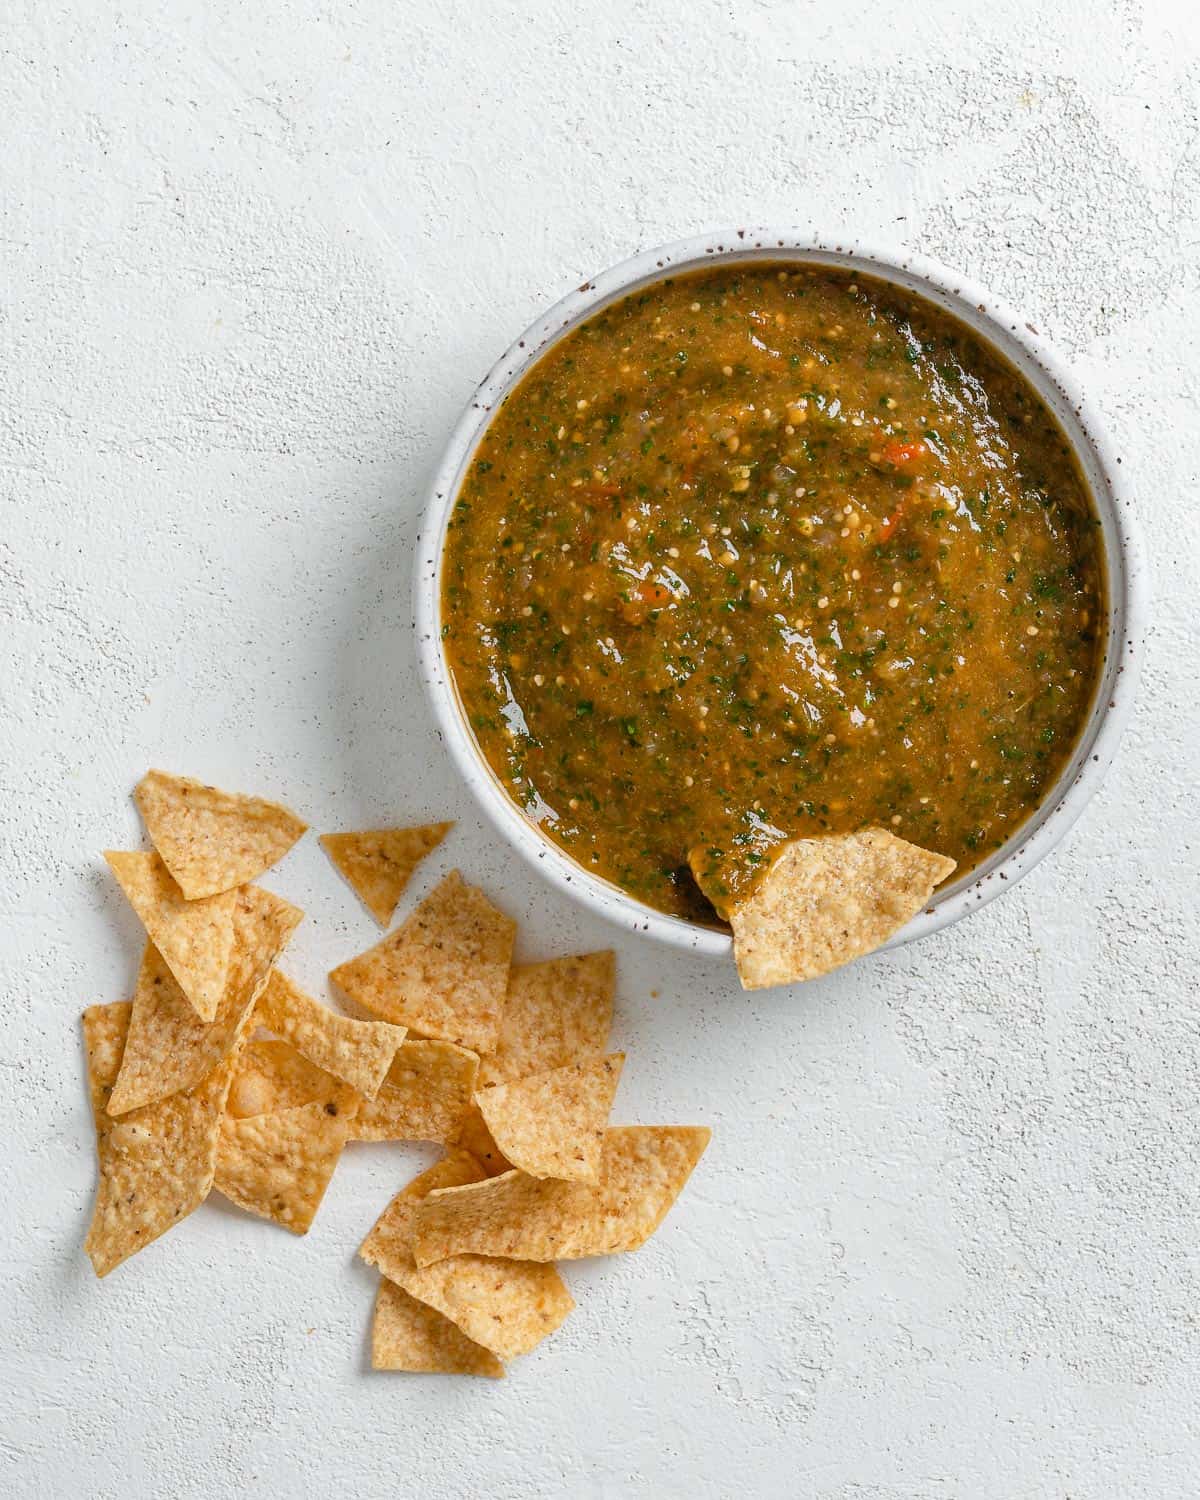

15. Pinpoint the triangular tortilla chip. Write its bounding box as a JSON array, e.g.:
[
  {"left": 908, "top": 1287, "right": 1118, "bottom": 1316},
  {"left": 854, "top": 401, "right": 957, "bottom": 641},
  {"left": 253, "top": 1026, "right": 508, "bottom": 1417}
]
[
  {"left": 107, "top": 887, "right": 303, "bottom": 1114},
  {"left": 371, "top": 1279, "right": 503, "bottom": 1377},
  {"left": 104, "top": 850, "right": 236, "bottom": 1021},
  {"left": 360, "top": 1152, "right": 573, "bottom": 1360},
  {"left": 83, "top": 1002, "right": 236, "bottom": 1276},
  {"left": 255, "top": 969, "right": 405, "bottom": 1100},
  {"left": 452, "top": 1106, "right": 513, "bottom": 1175},
  {"left": 361, "top": 1151, "right": 489, "bottom": 1277},
  {"left": 478, "top": 951, "right": 614, "bottom": 1089},
  {"left": 729, "top": 828, "right": 957, "bottom": 989},
  {"left": 320, "top": 823, "right": 453, "bottom": 925},
  {"left": 413, "top": 1125, "right": 711, "bottom": 1265},
  {"left": 399, "top": 1254, "right": 574, "bottom": 1361},
  {"left": 134, "top": 769, "right": 307, "bottom": 899},
  {"left": 352, "top": 1040, "right": 478, "bottom": 1143},
  {"left": 475, "top": 1054, "right": 624, "bottom": 1182},
  {"left": 329, "top": 870, "right": 515, "bottom": 1052},
  {"left": 226, "top": 1038, "right": 349, "bottom": 1119},
  {"left": 214, "top": 1089, "right": 358, "bottom": 1234}
]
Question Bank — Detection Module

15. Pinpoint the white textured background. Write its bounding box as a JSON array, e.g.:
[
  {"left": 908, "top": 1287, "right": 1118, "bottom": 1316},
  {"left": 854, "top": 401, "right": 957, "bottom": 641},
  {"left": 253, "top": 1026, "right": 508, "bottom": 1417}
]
[{"left": 3, "top": 2, "right": 1199, "bottom": 1496}]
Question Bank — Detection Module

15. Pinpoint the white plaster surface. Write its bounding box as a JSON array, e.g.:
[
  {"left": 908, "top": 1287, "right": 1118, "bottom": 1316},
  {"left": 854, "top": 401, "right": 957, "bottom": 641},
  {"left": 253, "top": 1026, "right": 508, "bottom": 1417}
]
[{"left": 3, "top": 2, "right": 1199, "bottom": 1495}]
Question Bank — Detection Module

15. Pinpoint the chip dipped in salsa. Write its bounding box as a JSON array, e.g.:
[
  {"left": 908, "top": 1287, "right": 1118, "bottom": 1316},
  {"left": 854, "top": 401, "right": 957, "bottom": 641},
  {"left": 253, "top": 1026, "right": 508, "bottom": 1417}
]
[{"left": 441, "top": 263, "right": 1105, "bottom": 924}]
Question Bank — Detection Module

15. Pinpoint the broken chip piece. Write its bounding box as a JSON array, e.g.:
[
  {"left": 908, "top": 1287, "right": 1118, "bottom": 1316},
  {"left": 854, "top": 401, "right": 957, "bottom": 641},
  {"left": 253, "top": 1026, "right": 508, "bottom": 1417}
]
[
  {"left": 371, "top": 1279, "right": 504, "bottom": 1378},
  {"left": 351, "top": 1040, "right": 478, "bottom": 1143},
  {"left": 475, "top": 1053, "right": 624, "bottom": 1182},
  {"left": 255, "top": 968, "right": 405, "bottom": 1100},
  {"left": 106, "top": 887, "right": 303, "bottom": 1114},
  {"left": 329, "top": 870, "right": 515, "bottom": 1052},
  {"left": 104, "top": 850, "right": 236, "bottom": 1022},
  {"left": 134, "top": 769, "right": 307, "bottom": 900},
  {"left": 320, "top": 823, "right": 453, "bottom": 925},
  {"left": 727, "top": 828, "right": 957, "bottom": 989},
  {"left": 83, "top": 1002, "right": 236, "bottom": 1276},
  {"left": 478, "top": 951, "right": 614, "bottom": 1089},
  {"left": 413, "top": 1125, "right": 711, "bottom": 1265}
]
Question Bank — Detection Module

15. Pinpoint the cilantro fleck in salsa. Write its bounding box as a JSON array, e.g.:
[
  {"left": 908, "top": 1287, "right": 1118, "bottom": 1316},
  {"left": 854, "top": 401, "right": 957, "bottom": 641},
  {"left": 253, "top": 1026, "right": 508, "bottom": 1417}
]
[{"left": 441, "top": 264, "right": 1105, "bottom": 924}]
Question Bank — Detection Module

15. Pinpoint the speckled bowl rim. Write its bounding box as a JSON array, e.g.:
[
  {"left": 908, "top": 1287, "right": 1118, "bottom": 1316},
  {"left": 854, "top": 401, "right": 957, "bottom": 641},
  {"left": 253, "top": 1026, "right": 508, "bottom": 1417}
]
[{"left": 414, "top": 229, "right": 1147, "bottom": 957}]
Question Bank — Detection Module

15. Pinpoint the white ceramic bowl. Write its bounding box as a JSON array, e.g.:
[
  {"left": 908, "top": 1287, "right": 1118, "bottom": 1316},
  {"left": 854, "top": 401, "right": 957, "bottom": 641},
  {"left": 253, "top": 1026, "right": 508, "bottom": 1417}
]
[{"left": 414, "top": 230, "right": 1147, "bottom": 957}]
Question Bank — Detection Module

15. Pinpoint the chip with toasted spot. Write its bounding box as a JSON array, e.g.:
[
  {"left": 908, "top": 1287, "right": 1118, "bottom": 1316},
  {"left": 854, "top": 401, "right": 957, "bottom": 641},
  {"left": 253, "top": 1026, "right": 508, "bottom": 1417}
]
[
  {"left": 352, "top": 1040, "right": 478, "bottom": 1143},
  {"left": 478, "top": 951, "right": 614, "bottom": 1088},
  {"left": 453, "top": 1105, "right": 513, "bottom": 1176},
  {"left": 329, "top": 870, "right": 515, "bottom": 1052},
  {"left": 104, "top": 850, "right": 236, "bottom": 1021},
  {"left": 226, "top": 1039, "right": 346, "bottom": 1119},
  {"left": 214, "top": 1088, "right": 359, "bottom": 1234},
  {"left": 371, "top": 1279, "right": 503, "bottom": 1378},
  {"left": 255, "top": 968, "right": 405, "bottom": 1100},
  {"left": 107, "top": 888, "right": 303, "bottom": 1115},
  {"left": 728, "top": 828, "right": 957, "bottom": 989},
  {"left": 360, "top": 1151, "right": 572, "bottom": 1358},
  {"left": 83, "top": 1002, "right": 236, "bottom": 1276},
  {"left": 134, "top": 769, "right": 307, "bottom": 900},
  {"left": 360, "top": 1150, "right": 488, "bottom": 1278},
  {"left": 475, "top": 1053, "right": 624, "bottom": 1182},
  {"left": 413, "top": 1125, "right": 711, "bottom": 1265},
  {"left": 320, "top": 823, "right": 453, "bottom": 926}
]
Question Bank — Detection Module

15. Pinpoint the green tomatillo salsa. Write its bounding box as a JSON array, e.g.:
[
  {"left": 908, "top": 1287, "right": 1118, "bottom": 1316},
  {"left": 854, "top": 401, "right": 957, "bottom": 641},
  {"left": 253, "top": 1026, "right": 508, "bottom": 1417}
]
[{"left": 441, "top": 263, "right": 1105, "bottom": 924}]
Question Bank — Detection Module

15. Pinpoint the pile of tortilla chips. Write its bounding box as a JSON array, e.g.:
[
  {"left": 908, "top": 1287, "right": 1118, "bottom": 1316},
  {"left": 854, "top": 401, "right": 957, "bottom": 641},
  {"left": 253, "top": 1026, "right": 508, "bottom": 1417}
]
[
  {"left": 85, "top": 770, "right": 711, "bottom": 1380},
  {"left": 335, "top": 886, "right": 709, "bottom": 1377},
  {"left": 85, "top": 773, "right": 453, "bottom": 1273}
]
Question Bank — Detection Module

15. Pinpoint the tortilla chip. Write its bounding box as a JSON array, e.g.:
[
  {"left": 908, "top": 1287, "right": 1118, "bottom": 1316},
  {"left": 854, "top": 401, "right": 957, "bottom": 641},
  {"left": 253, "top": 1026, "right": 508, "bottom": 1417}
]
[
  {"left": 360, "top": 1151, "right": 572, "bottom": 1359},
  {"left": 351, "top": 1040, "right": 478, "bottom": 1143},
  {"left": 107, "top": 887, "right": 303, "bottom": 1115},
  {"left": 134, "top": 769, "right": 307, "bottom": 899},
  {"left": 255, "top": 968, "right": 405, "bottom": 1100},
  {"left": 729, "top": 828, "right": 957, "bottom": 989},
  {"left": 329, "top": 870, "right": 515, "bottom": 1052},
  {"left": 475, "top": 1054, "right": 624, "bottom": 1182},
  {"left": 83, "top": 1002, "right": 235, "bottom": 1276},
  {"left": 371, "top": 1279, "right": 504, "bottom": 1378},
  {"left": 214, "top": 1088, "right": 358, "bottom": 1234},
  {"left": 226, "top": 1038, "right": 347, "bottom": 1119},
  {"left": 104, "top": 850, "right": 236, "bottom": 1021},
  {"left": 452, "top": 1106, "right": 513, "bottom": 1176},
  {"left": 413, "top": 1125, "right": 711, "bottom": 1265},
  {"left": 478, "top": 951, "right": 614, "bottom": 1089},
  {"left": 360, "top": 1150, "right": 489, "bottom": 1278},
  {"left": 399, "top": 1254, "right": 573, "bottom": 1361},
  {"left": 320, "top": 823, "right": 453, "bottom": 925}
]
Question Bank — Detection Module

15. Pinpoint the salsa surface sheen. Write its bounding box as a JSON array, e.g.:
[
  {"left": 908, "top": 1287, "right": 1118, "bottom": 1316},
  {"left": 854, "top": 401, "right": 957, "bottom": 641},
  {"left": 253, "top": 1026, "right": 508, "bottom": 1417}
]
[{"left": 442, "top": 264, "right": 1104, "bottom": 923}]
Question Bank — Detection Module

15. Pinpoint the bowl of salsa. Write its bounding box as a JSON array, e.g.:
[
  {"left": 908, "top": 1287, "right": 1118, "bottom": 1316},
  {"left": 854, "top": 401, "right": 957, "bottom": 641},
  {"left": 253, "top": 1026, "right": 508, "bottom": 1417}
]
[{"left": 415, "top": 231, "right": 1145, "bottom": 957}]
